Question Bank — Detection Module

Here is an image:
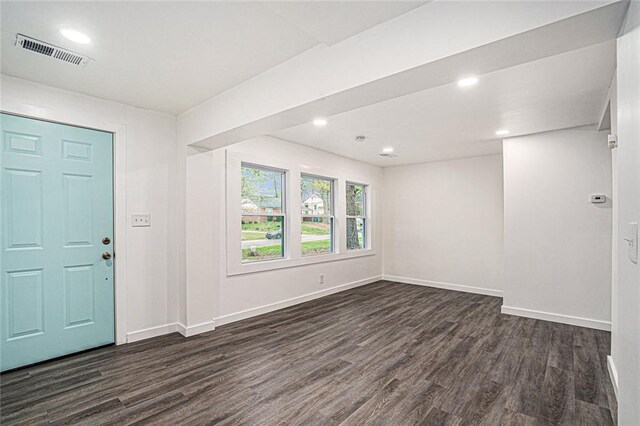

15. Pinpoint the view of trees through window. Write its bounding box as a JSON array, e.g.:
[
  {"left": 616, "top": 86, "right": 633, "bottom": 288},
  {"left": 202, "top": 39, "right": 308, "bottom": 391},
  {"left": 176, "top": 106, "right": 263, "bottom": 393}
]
[
  {"left": 241, "top": 165, "right": 285, "bottom": 262},
  {"left": 240, "top": 164, "right": 366, "bottom": 263},
  {"left": 301, "top": 175, "right": 333, "bottom": 256},
  {"left": 346, "top": 183, "right": 366, "bottom": 250}
]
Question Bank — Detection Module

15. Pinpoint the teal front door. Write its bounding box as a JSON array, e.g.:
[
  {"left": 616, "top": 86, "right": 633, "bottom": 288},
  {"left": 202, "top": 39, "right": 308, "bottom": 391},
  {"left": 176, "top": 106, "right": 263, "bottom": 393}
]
[{"left": 0, "top": 113, "right": 115, "bottom": 372}]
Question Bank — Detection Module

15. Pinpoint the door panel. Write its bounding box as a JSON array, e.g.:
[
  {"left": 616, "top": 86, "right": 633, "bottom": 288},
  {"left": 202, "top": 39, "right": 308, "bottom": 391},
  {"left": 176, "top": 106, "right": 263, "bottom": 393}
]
[
  {"left": 6, "top": 269, "right": 44, "bottom": 339},
  {"left": 63, "top": 173, "right": 93, "bottom": 246},
  {"left": 4, "top": 132, "right": 42, "bottom": 156},
  {"left": 4, "top": 168, "right": 43, "bottom": 249},
  {"left": 63, "top": 265, "right": 95, "bottom": 328},
  {"left": 1, "top": 113, "right": 114, "bottom": 371},
  {"left": 62, "top": 140, "right": 92, "bottom": 162}
]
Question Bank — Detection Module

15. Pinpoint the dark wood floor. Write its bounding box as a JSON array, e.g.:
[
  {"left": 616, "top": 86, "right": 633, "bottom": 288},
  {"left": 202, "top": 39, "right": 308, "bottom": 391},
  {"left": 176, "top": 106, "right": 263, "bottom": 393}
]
[{"left": 1, "top": 281, "right": 616, "bottom": 425}]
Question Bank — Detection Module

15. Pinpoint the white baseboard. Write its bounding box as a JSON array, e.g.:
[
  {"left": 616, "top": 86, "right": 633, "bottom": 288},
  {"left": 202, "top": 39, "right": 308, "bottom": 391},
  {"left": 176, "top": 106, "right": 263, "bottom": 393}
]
[
  {"left": 215, "top": 275, "right": 382, "bottom": 327},
  {"left": 124, "top": 276, "right": 381, "bottom": 342},
  {"left": 126, "top": 323, "right": 180, "bottom": 343},
  {"left": 501, "top": 305, "right": 611, "bottom": 331},
  {"left": 382, "top": 275, "right": 503, "bottom": 298},
  {"left": 607, "top": 355, "right": 619, "bottom": 399},
  {"left": 126, "top": 321, "right": 215, "bottom": 342},
  {"left": 175, "top": 320, "right": 216, "bottom": 337}
]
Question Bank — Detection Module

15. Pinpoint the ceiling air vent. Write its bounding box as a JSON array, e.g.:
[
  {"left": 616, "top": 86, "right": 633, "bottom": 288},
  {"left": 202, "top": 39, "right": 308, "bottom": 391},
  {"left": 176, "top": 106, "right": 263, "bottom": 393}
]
[{"left": 15, "top": 34, "right": 90, "bottom": 67}]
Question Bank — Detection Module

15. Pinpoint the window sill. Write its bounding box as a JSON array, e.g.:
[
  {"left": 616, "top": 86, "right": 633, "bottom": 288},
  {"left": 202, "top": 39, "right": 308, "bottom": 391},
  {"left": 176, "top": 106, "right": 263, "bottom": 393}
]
[{"left": 227, "top": 249, "right": 376, "bottom": 276}]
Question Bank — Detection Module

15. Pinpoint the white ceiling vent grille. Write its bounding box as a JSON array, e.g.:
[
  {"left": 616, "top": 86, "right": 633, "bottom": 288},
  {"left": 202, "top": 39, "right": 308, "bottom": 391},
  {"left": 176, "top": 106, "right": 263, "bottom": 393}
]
[{"left": 15, "top": 34, "right": 90, "bottom": 67}]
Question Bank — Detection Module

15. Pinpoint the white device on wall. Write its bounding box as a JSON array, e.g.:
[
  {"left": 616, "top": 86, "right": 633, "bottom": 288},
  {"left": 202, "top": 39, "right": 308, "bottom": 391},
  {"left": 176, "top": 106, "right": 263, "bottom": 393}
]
[
  {"left": 590, "top": 194, "right": 606, "bottom": 203},
  {"left": 608, "top": 134, "right": 617, "bottom": 149},
  {"left": 625, "top": 222, "right": 638, "bottom": 264},
  {"left": 132, "top": 213, "right": 151, "bottom": 227}
]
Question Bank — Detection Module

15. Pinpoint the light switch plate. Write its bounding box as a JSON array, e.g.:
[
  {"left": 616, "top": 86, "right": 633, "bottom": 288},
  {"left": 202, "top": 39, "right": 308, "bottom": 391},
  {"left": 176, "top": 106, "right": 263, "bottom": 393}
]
[
  {"left": 627, "top": 222, "right": 638, "bottom": 263},
  {"left": 132, "top": 214, "right": 151, "bottom": 227}
]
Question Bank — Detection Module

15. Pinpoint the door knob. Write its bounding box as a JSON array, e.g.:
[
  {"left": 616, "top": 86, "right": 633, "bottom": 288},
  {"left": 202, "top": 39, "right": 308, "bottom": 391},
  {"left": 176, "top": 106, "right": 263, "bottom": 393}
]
[
  {"left": 102, "top": 252, "right": 112, "bottom": 260},
  {"left": 102, "top": 237, "right": 111, "bottom": 245}
]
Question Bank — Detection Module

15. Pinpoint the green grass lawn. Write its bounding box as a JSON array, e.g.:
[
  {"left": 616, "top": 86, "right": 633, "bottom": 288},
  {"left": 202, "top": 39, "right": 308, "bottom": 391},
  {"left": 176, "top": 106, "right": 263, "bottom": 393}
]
[
  {"left": 301, "top": 239, "right": 331, "bottom": 255},
  {"left": 242, "top": 221, "right": 329, "bottom": 235},
  {"left": 242, "top": 244, "right": 282, "bottom": 261},
  {"left": 301, "top": 222, "right": 330, "bottom": 235},
  {"left": 242, "top": 240, "right": 331, "bottom": 261},
  {"left": 241, "top": 231, "right": 266, "bottom": 241},
  {"left": 241, "top": 221, "right": 280, "bottom": 232}
]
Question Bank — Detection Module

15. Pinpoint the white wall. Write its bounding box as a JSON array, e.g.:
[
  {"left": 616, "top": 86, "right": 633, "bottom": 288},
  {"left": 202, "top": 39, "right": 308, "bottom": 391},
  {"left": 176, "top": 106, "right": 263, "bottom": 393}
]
[
  {"left": 609, "top": 75, "right": 620, "bottom": 370},
  {"left": 184, "top": 136, "right": 382, "bottom": 327},
  {"left": 612, "top": 1, "right": 640, "bottom": 423},
  {"left": 382, "top": 155, "right": 504, "bottom": 296},
  {"left": 0, "top": 75, "right": 178, "bottom": 340},
  {"left": 502, "top": 128, "right": 612, "bottom": 330},
  {"left": 183, "top": 148, "right": 217, "bottom": 332}
]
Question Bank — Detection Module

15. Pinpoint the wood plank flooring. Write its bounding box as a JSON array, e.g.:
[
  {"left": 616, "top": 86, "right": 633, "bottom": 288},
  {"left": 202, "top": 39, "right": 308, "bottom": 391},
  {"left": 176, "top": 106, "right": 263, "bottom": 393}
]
[{"left": 0, "top": 281, "right": 617, "bottom": 425}]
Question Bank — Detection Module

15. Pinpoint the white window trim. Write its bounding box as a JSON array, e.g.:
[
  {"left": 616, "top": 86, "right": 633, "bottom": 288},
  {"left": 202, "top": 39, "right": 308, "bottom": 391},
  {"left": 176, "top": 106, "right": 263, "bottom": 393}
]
[{"left": 226, "top": 151, "right": 375, "bottom": 276}]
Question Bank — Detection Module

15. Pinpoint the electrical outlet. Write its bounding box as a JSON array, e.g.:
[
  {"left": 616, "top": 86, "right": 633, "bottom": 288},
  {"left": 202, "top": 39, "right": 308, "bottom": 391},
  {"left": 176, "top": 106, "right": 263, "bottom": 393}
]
[
  {"left": 319, "top": 274, "right": 324, "bottom": 284},
  {"left": 132, "top": 214, "right": 151, "bottom": 227}
]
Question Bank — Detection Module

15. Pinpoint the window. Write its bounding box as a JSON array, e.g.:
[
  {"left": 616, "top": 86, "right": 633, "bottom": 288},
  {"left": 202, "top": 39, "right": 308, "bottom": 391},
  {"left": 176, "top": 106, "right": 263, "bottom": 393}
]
[
  {"left": 228, "top": 152, "right": 375, "bottom": 275},
  {"left": 346, "top": 182, "right": 366, "bottom": 250},
  {"left": 301, "top": 175, "right": 334, "bottom": 256},
  {"left": 241, "top": 164, "right": 285, "bottom": 262}
]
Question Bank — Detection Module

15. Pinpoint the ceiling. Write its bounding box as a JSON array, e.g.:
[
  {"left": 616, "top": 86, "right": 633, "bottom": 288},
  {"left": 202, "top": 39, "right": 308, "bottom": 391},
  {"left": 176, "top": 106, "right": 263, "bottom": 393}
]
[
  {"left": 0, "top": 1, "right": 424, "bottom": 115},
  {"left": 263, "top": 1, "right": 426, "bottom": 46},
  {"left": 270, "top": 40, "right": 616, "bottom": 167},
  {"left": 1, "top": 1, "right": 621, "bottom": 168}
]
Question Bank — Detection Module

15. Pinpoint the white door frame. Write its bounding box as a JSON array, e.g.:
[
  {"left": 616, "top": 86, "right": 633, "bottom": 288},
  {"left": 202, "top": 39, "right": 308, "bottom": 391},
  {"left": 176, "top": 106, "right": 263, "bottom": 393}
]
[{"left": 1, "top": 100, "right": 128, "bottom": 345}]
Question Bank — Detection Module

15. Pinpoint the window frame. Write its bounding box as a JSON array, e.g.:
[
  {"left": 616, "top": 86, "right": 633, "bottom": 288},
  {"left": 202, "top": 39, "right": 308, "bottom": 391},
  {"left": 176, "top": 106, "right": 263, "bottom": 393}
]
[
  {"left": 226, "top": 150, "right": 375, "bottom": 276},
  {"left": 300, "top": 173, "right": 335, "bottom": 256},
  {"left": 240, "top": 162, "right": 287, "bottom": 263},
  {"left": 345, "top": 181, "right": 368, "bottom": 251}
]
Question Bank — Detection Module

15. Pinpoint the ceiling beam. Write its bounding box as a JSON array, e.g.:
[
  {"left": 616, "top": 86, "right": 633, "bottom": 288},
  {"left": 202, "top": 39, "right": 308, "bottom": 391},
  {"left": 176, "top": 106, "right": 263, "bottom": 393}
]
[{"left": 178, "top": 1, "right": 626, "bottom": 150}]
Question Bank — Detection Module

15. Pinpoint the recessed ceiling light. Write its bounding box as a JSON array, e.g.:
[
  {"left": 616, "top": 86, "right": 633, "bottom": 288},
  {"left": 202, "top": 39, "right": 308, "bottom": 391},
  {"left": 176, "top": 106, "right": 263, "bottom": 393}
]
[
  {"left": 313, "top": 118, "right": 327, "bottom": 127},
  {"left": 457, "top": 77, "right": 479, "bottom": 88},
  {"left": 60, "top": 28, "right": 91, "bottom": 44},
  {"left": 382, "top": 147, "right": 394, "bottom": 153},
  {"left": 495, "top": 129, "right": 510, "bottom": 136}
]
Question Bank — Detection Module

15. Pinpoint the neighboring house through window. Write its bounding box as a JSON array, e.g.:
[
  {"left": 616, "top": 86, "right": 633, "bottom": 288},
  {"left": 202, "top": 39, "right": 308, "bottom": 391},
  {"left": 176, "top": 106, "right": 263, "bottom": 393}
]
[{"left": 301, "top": 174, "right": 334, "bottom": 256}]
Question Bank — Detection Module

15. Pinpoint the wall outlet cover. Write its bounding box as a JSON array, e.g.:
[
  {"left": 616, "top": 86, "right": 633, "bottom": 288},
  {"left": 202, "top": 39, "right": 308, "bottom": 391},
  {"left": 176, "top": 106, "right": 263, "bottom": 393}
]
[{"left": 132, "top": 213, "right": 151, "bottom": 227}]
